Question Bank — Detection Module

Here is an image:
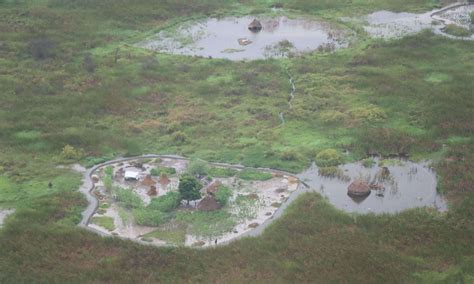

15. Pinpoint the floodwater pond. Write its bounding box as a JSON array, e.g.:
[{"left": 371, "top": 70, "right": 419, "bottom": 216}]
[
  {"left": 138, "top": 16, "right": 348, "bottom": 60},
  {"left": 363, "top": 4, "right": 474, "bottom": 40},
  {"left": 297, "top": 159, "right": 447, "bottom": 214}
]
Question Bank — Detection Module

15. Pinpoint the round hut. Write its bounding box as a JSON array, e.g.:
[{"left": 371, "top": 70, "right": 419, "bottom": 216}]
[
  {"left": 347, "top": 179, "right": 371, "bottom": 197},
  {"left": 248, "top": 19, "right": 263, "bottom": 32},
  {"left": 197, "top": 196, "right": 221, "bottom": 212}
]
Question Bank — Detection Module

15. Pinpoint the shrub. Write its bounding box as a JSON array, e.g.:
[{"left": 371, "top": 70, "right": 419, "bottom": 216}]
[
  {"left": 133, "top": 208, "right": 164, "bottom": 226},
  {"left": 215, "top": 185, "right": 232, "bottom": 206},
  {"left": 187, "top": 159, "right": 209, "bottom": 177},
  {"left": 172, "top": 132, "right": 188, "bottom": 144},
  {"left": 114, "top": 187, "right": 143, "bottom": 209},
  {"left": 281, "top": 150, "right": 300, "bottom": 161},
  {"left": 60, "top": 144, "right": 84, "bottom": 160},
  {"left": 28, "top": 37, "right": 55, "bottom": 60},
  {"left": 148, "top": 191, "right": 181, "bottom": 212},
  {"left": 315, "top": 149, "right": 343, "bottom": 167},
  {"left": 470, "top": 12, "right": 474, "bottom": 24},
  {"left": 238, "top": 169, "right": 273, "bottom": 181},
  {"left": 362, "top": 158, "right": 376, "bottom": 168}
]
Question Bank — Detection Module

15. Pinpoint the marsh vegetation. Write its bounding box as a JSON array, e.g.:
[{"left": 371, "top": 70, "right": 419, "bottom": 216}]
[{"left": 0, "top": 0, "right": 473, "bottom": 282}]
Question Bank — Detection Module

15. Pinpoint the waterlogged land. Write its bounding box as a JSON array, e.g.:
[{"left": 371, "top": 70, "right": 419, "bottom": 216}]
[
  {"left": 139, "top": 16, "right": 348, "bottom": 60},
  {"left": 0, "top": 0, "right": 473, "bottom": 282}
]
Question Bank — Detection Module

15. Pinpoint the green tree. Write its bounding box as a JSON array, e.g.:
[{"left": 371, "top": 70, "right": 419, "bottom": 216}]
[{"left": 178, "top": 175, "right": 202, "bottom": 205}]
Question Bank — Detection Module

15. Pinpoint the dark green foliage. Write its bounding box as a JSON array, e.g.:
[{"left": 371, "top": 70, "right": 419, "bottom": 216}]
[
  {"left": 315, "top": 149, "right": 343, "bottom": 167},
  {"left": 215, "top": 185, "right": 231, "bottom": 206},
  {"left": 148, "top": 191, "right": 181, "bottom": 212},
  {"left": 178, "top": 175, "right": 202, "bottom": 204}
]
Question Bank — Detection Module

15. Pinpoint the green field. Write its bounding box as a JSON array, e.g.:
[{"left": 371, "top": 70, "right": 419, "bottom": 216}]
[{"left": 0, "top": 0, "right": 473, "bottom": 282}]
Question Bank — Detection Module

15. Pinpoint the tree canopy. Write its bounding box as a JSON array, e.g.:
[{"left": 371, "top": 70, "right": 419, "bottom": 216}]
[{"left": 178, "top": 175, "right": 202, "bottom": 204}]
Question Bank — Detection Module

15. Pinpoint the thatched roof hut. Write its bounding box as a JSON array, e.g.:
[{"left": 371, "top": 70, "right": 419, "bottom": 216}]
[
  {"left": 347, "top": 179, "right": 371, "bottom": 197},
  {"left": 197, "top": 196, "right": 221, "bottom": 212},
  {"left": 206, "top": 180, "right": 222, "bottom": 195},
  {"left": 248, "top": 19, "right": 263, "bottom": 32},
  {"left": 141, "top": 175, "right": 156, "bottom": 187}
]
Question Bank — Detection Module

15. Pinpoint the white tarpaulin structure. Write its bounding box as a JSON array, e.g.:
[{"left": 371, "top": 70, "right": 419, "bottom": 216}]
[{"left": 124, "top": 171, "right": 140, "bottom": 181}]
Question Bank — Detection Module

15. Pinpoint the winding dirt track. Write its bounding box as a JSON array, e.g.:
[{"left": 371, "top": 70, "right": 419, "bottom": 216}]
[{"left": 76, "top": 154, "right": 309, "bottom": 247}]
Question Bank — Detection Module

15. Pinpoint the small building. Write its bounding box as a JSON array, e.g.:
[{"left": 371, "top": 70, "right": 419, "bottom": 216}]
[
  {"left": 124, "top": 171, "right": 140, "bottom": 181},
  {"left": 248, "top": 19, "right": 263, "bottom": 32}
]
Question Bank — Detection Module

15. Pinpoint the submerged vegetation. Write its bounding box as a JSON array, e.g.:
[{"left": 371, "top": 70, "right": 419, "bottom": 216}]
[{"left": 0, "top": 0, "right": 473, "bottom": 282}]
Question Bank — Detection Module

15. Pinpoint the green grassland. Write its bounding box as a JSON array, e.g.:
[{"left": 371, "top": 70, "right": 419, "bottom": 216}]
[{"left": 0, "top": 0, "right": 473, "bottom": 282}]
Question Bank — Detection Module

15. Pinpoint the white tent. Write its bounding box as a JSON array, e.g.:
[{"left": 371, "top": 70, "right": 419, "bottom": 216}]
[{"left": 124, "top": 171, "right": 140, "bottom": 181}]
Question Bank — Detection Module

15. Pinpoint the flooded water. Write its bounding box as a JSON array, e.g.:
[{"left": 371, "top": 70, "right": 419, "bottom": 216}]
[
  {"left": 297, "top": 159, "right": 447, "bottom": 214},
  {"left": 363, "top": 4, "right": 474, "bottom": 40},
  {"left": 139, "top": 16, "right": 347, "bottom": 60}
]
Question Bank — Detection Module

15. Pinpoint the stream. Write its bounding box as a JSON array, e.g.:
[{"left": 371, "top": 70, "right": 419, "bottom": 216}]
[{"left": 279, "top": 67, "right": 296, "bottom": 126}]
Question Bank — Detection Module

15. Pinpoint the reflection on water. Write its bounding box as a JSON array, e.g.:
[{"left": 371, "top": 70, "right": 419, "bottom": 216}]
[
  {"left": 297, "top": 159, "right": 447, "bottom": 214},
  {"left": 138, "top": 16, "right": 347, "bottom": 60}
]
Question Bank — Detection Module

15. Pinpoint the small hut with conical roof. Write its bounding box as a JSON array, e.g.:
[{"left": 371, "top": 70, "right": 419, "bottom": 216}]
[
  {"left": 347, "top": 179, "right": 371, "bottom": 197},
  {"left": 248, "top": 19, "right": 263, "bottom": 32}
]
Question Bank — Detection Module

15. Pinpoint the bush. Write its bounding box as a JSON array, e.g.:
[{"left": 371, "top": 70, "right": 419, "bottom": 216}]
[
  {"left": 60, "top": 144, "right": 84, "bottom": 160},
  {"left": 470, "top": 12, "right": 474, "bottom": 24},
  {"left": 133, "top": 208, "right": 164, "bottom": 226},
  {"left": 114, "top": 187, "right": 143, "bottom": 209},
  {"left": 215, "top": 185, "right": 232, "bottom": 206},
  {"left": 315, "top": 149, "right": 343, "bottom": 167},
  {"left": 28, "top": 37, "right": 55, "bottom": 60},
  {"left": 172, "top": 132, "right": 188, "bottom": 144},
  {"left": 187, "top": 159, "right": 209, "bottom": 177},
  {"left": 238, "top": 169, "right": 273, "bottom": 181},
  {"left": 148, "top": 191, "right": 181, "bottom": 212},
  {"left": 362, "top": 158, "right": 376, "bottom": 168}
]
